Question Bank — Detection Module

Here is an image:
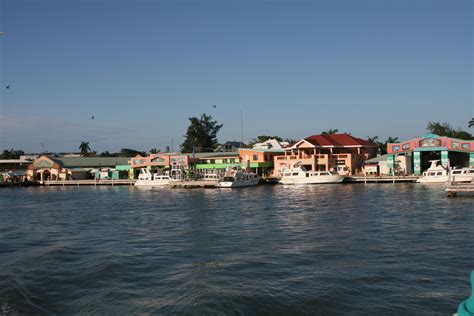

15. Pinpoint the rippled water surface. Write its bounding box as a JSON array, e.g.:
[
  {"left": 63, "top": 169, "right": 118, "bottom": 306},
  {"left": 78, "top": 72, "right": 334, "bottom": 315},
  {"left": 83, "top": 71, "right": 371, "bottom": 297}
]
[{"left": 0, "top": 184, "right": 473, "bottom": 315}]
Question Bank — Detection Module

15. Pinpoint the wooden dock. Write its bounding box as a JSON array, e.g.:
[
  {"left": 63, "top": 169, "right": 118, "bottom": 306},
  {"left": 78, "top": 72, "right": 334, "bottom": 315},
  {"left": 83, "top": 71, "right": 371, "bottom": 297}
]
[
  {"left": 446, "top": 183, "right": 474, "bottom": 197},
  {"left": 43, "top": 179, "right": 136, "bottom": 186},
  {"left": 170, "top": 180, "right": 219, "bottom": 189},
  {"left": 345, "top": 175, "right": 420, "bottom": 183}
]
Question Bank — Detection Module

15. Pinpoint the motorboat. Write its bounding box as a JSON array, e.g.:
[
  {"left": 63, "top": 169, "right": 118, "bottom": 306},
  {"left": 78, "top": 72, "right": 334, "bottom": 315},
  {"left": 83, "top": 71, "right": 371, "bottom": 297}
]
[
  {"left": 416, "top": 160, "right": 472, "bottom": 183},
  {"left": 202, "top": 173, "right": 220, "bottom": 181},
  {"left": 135, "top": 168, "right": 176, "bottom": 186},
  {"left": 450, "top": 167, "right": 474, "bottom": 183},
  {"left": 218, "top": 167, "right": 259, "bottom": 188},
  {"left": 278, "top": 162, "right": 345, "bottom": 184}
]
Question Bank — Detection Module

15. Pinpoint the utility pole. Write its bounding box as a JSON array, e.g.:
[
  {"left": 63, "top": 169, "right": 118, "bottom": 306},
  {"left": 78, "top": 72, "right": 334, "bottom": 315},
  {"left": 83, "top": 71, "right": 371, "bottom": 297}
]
[{"left": 240, "top": 108, "right": 243, "bottom": 148}]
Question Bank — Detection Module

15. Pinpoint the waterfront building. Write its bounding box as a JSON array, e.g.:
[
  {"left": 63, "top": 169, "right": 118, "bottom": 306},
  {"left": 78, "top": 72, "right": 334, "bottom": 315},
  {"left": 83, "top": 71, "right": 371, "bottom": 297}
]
[
  {"left": 128, "top": 153, "right": 200, "bottom": 179},
  {"left": 387, "top": 134, "right": 474, "bottom": 175},
  {"left": 273, "top": 134, "right": 378, "bottom": 176},
  {"left": 27, "top": 155, "right": 131, "bottom": 181},
  {"left": 239, "top": 148, "right": 284, "bottom": 177},
  {"left": 252, "top": 138, "right": 289, "bottom": 150},
  {"left": 363, "top": 154, "right": 409, "bottom": 175},
  {"left": 215, "top": 141, "right": 246, "bottom": 152},
  {"left": 195, "top": 152, "right": 241, "bottom": 174}
]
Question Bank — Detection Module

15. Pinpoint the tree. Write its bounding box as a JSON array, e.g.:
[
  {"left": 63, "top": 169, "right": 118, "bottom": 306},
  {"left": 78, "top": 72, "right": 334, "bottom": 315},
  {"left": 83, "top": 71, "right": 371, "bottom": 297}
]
[
  {"left": 367, "top": 136, "right": 379, "bottom": 143},
  {"left": 0, "top": 148, "right": 25, "bottom": 159},
  {"left": 321, "top": 128, "right": 339, "bottom": 135},
  {"left": 248, "top": 135, "right": 283, "bottom": 146},
  {"left": 79, "top": 141, "right": 91, "bottom": 156},
  {"left": 469, "top": 118, "right": 474, "bottom": 128},
  {"left": 149, "top": 148, "right": 160, "bottom": 154},
  {"left": 181, "top": 113, "right": 223, "bottom": 153},
  {"left": 426, "top": 121, "right": 473, "bottom": 140},
  {"left": 120, "top": 148, "right": 146, "bottom": 157}
]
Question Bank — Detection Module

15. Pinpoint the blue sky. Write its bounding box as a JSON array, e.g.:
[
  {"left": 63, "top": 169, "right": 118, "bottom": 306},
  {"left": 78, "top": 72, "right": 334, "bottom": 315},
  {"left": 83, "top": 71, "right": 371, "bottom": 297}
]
[{"left": 0, "top": 0, "right": 472, "bottom": 153}]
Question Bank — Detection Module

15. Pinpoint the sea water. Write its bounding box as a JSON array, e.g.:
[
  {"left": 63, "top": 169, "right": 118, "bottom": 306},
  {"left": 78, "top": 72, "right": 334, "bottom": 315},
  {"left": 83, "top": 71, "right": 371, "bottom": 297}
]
[{"left": 0, "top": 184, "right": 472, "bottom": 315}]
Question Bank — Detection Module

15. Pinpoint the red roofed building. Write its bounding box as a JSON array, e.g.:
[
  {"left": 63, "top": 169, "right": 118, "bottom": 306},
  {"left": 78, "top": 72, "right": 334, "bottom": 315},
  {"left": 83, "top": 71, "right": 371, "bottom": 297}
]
[{"left": 273, "top": 134, "right": 378, "bottom": 176}]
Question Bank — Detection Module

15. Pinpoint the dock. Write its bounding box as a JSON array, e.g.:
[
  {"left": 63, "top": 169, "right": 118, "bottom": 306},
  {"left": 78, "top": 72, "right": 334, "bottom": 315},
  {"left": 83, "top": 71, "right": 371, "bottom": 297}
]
[
  {"left": 171, "top": 180, "right": 219, "bottom": 188},
  {"left": 446, "top": 183, "right": 474, "bottom": 197},
  {"left": 43, "top": 179, "right": 136, "bottom": 186},
  {"left": 345, "top": 175, "right": 420, "bottom": 183}
]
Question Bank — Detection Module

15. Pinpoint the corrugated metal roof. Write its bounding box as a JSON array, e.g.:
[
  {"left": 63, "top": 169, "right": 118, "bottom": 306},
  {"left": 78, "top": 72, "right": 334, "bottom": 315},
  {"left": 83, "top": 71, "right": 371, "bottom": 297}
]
[{"left": 49, "top": 157, "right": 131, "bottom": 168}]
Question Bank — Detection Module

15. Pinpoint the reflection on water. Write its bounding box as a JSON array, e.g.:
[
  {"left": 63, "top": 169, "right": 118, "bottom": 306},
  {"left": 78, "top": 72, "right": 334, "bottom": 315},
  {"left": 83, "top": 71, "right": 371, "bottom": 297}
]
[{"left": 0, "top": 184, "right": 472, "bottom": 315}]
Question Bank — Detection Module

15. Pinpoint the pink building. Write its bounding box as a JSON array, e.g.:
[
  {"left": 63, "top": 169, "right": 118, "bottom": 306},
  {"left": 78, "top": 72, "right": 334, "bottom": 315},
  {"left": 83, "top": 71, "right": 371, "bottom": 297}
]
[
  {"left": 273, "top": 134, "right": 378, "bottom": 176},
  {"left": 128, "top": 153, "right": 199, "bottom": 178}
]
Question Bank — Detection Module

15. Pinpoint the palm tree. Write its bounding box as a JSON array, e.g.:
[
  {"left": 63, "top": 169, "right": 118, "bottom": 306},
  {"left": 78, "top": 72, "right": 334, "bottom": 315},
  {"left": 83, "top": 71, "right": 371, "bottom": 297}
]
[
  {"left": 367, "top": 136, "right": 379, "bottom": 143},
  {"left": 321, "top": 128, "right": 339, "bottom": 135},
  {"left": 386, "top": 136, "right": 399, "bottom": 144},
  {"left": 469, "top": 118, "right": 474, "bottom": 128},
  {"left": 79, "top": 141, "right": 91, "bottom": 156}
]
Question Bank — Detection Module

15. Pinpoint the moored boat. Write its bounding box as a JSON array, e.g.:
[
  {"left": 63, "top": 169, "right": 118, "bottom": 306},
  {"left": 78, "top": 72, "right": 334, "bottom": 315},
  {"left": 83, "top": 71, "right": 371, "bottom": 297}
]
[
  {"left": 416, "top": 160, "right": 472, "bottom": 184},
  {"left": 278, "top": 162, "right": 345, "bottom": 185},
  {"left": 135, "top": 168, "right": 176, "bottom": 186},
  {"left": 218, "top": 167, "right": 259, "bottom": 188}
]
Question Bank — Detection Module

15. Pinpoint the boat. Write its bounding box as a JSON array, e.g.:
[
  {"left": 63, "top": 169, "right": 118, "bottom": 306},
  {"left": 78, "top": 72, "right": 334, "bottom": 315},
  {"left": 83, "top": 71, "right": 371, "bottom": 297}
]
[
  {"left": 218, "top": 167, "right": 259, "bottom": 188},
  {"left": 134, "top": 168, "right": 176, "bottom": 186},
  {"left": 416, "top": 160, "right": 473, "bottom": 183},
  {"left": 278, "top": 162, "right": 345, "bottom": 184},
  {"left": 202, "top": 173, "right": 220, "bottom": 181}
]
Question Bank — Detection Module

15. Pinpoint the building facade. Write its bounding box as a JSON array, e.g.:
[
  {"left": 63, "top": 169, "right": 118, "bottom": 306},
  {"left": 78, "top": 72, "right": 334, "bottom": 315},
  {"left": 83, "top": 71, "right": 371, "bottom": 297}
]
[
  {"left": 387, "top": 134, "right": 474, "bottom": 175},
  {"left": 273, "top": 134, "right": 378, "bottom": 176}
]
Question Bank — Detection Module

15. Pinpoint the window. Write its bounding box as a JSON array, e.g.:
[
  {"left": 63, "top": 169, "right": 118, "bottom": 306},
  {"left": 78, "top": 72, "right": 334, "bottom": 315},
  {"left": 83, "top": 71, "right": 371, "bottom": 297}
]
[
  {"left": 230, "top": 159, "right": 235, "bottom": 163},
  {"left": 210, "top": 159, "right": 215, "bottom": 164},
  {"left": 452, "top": 171, "right": 462, "bottom": 175},
  {"left": 223, "top": 159, "right": 228, "bottom": 163},
  {"left": 253, "top": 155, "right": 258, "bottom": 161},
  {"left": 292, "top": 172, "right": 299, "bottom": 176},
  {"left": 436, "top": 172, "right": 443, "bottom": 176}
]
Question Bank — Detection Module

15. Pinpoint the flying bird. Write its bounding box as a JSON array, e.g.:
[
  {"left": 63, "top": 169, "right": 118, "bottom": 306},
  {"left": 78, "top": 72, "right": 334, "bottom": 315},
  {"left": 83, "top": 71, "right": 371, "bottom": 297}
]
[
  {"left": 91, "top": 115, "right": 95, "bottom": 120},
  {"left": 212, "top": 105, "right": 216, "bottom": 108},
  {"left": 6, "top": 85, "right": 10, "bottom": 89}
]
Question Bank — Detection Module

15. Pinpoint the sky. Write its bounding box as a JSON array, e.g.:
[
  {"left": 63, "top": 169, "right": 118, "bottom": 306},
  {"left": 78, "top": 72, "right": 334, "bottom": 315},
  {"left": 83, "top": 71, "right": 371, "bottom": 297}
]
[{"left": 0, "top": 0, "right": 472, "bottom": 153}]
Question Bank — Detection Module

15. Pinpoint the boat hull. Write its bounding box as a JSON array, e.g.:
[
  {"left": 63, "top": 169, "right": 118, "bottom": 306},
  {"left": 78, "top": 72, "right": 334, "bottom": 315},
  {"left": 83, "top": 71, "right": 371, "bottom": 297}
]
[
  {"left": 134, "top": 180, "right": 173, "bottom": 186},
  {"left": 218, "top": 179, "right": 259, "bottom": 188},
  {"left": 279, "top": 175, "right": 345, "bottom": 185}
]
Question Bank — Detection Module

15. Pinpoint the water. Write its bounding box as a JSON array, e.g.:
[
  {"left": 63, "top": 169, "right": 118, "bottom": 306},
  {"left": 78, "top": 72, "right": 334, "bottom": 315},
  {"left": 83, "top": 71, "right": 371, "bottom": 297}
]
[{"left": 0, "top": 184, "right": 472, "bottom": 315}]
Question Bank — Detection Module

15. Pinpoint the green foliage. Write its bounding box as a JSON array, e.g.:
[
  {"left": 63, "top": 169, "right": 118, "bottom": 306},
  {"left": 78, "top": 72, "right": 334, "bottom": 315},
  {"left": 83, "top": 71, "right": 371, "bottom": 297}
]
[
  {"left": 181, "top": 113, "right": 223, "bottom": 153},
  {"left": 99, "top": 151, "right": 119, "bottom": 157},
  {"left": 0, "top": 148, "right": 25, "bottom": 159},
  {"left": 248, "top": 135, "right": 283, "bottom": 146},
  {"left": 120, "top": 148, "right": 146, "bottom": 157},
  {"left": 321, "top": 128, "right": 339, "bottom": 135},
  {"left": 427, "top": 121, "right": 472, "bottom": 140},
  {"left": 79, "top": 141, "right": 91, "bottom": 156},
  {"left": 149, "top": 148, "right": 160, "bottom": 154}
]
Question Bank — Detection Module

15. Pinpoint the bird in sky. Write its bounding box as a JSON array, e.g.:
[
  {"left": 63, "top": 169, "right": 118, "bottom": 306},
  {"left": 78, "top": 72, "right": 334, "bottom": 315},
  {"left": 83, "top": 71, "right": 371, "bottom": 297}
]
[
  {"left": 6, "top": 85, "right": 10, "bottom": 89},
  {"left": 91, "top": 115, "right": 95, "bottom": 120},
  {"left": 212, "top": 105, "right": 216, "bottom": 108}
]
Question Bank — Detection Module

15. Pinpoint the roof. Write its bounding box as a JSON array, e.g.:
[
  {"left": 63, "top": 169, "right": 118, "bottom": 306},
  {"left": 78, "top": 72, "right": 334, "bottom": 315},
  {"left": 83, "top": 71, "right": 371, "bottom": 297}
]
[
  {"left": 303, "top": 134, "right": 377, "bottom": 148},
  {"left": 195, "top": 152, "right": 240, "bottom": 159},
  {"left": 366, "top": 154, "right": 388, "bottom": 163},
  {"left": 48, "top": 156, "right": 131, "bottom": 168}
]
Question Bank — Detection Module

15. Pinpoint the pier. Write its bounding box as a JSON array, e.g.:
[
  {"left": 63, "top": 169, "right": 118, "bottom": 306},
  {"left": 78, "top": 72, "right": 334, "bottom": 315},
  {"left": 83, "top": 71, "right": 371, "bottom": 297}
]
[
  {"left": 171, "top": 180, "right": 219, "bottom": 189},
  {"left": 43, "top": 179, "right": 136, "bottom": 186},
  {"left": 345, "top": 175, "right": 420, "bottom": 183},
  {"left": 446, "top": 183, "right": 474, "bottom": 197}
]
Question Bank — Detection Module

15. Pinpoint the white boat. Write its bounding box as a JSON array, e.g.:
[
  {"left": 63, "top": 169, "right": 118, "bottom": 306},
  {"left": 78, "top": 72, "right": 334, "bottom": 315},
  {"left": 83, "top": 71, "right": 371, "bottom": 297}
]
[
  {"left": 416, "top": 160, "right": 472, "bottom": 183},
  {"left": 135, "top": 168, "right": 175, "bottom": 186},
  {"left": 278, "top": 162, "right": 345, "bottom": 184},
  {"left": 202, "top": 173, "right": 220, "bottom": 181},
  {"left": 218, "top": 168, "right": 259, "bottom": 188}
]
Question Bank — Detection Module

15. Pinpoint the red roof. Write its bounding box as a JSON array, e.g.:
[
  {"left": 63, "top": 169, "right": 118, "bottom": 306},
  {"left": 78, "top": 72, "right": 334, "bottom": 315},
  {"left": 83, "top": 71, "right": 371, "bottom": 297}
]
[{"left": 303, "top": 134, "right": 377, "bottom": 147}]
